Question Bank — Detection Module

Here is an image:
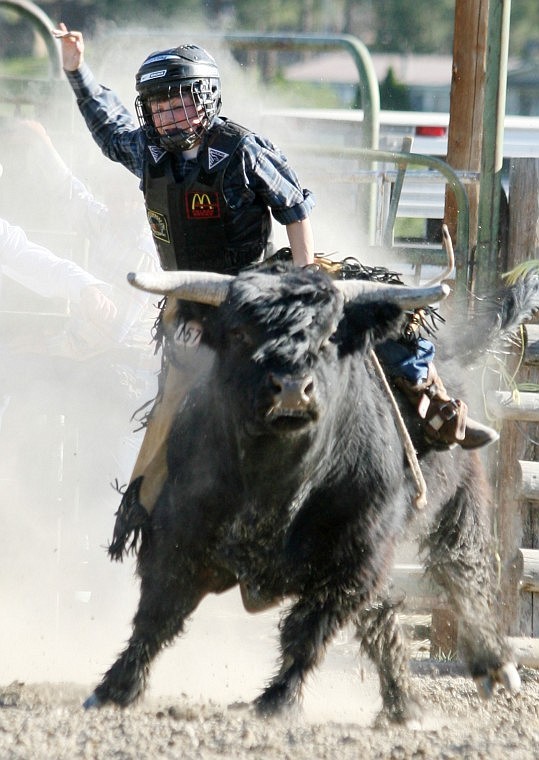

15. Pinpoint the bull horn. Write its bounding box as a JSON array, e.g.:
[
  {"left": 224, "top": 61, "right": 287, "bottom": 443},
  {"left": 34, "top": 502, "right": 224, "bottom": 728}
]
[
  {"left": 422, "top": 224, "right": 456, "bottom": 287},
  {"left": 334, "top": 279, "right": 450, "bottom": 309},
  {"left": 127, "top": 270, "right": 233, "bottom": 305}
]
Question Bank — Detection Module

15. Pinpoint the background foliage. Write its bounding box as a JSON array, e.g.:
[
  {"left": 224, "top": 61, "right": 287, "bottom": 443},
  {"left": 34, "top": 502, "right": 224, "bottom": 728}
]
[
  {"left": 24, "top": 0, "right": 539, "bottom": 59},
  {"left": 2, "top": 1, "right": 538, "bottom": 113}
]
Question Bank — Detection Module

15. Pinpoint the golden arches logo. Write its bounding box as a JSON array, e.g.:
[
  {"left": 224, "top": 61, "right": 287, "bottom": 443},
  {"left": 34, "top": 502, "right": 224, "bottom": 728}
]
[
  {"left": 191, "top": 192, "right": 212, "bottom": 211},
  {"left": 187, "top": 190, "right": 221, "bottom": 219}
]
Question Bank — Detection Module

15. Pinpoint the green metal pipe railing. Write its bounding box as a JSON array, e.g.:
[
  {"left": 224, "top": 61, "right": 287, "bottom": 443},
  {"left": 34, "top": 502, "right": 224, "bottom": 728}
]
[
  {"left": 0, "top": 0, "right": 63, "bottom": 80},
  {"left": 360, "top": 149, "right": 470, "bottom": 263},
  {"left": 293, "top": 143, "right": 470, "bottom": 280},
  {"left": 382, "top": 135, "right": 413, "bottom": 249},
  {"left": 475, "top": 0, "right": 512, "bottom": 295},
  {"left": 223, "top": 32, "right": 380, "bottom": 151},
  {"left": 223, "top": 33, "right": 381, "bottom": 244}
]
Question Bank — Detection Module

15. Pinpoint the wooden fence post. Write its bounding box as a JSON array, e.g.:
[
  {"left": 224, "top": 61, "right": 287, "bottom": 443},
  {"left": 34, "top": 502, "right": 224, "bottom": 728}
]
[
  {"left": 389, "top": 160, "right": 539, "bottom": 658},
  {"left": 444, "top": 0, "right": 488, "bottom": 268},
  {"left": 488, "top": 157, "right": 539, "bottom": 636}
]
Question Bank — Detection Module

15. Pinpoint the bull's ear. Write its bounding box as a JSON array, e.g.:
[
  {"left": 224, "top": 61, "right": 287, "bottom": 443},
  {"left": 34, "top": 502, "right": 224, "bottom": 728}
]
[{"left": 339, "top": 300, "right": 406, "bottom": 354}]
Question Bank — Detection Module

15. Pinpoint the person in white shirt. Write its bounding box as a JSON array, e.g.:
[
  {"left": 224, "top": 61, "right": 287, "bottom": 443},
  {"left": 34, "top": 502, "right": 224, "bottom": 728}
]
[
  {"left": 0, "top": 211, "right": 118, "bottom": 430},
  {"left": 0, "top": 119, "right": 159, "bottom": 345},
  {"left": 0, "top": 215, "right": 116, "bottom": 322}
]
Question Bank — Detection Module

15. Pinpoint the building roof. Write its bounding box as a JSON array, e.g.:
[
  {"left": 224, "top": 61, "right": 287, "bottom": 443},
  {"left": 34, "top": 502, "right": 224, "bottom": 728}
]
[
  {"left": 285, "top": 51, "right": 453, "bottom": 87},
  {"left": 507, "top": 61, "right": 539, "bottom": 86}
]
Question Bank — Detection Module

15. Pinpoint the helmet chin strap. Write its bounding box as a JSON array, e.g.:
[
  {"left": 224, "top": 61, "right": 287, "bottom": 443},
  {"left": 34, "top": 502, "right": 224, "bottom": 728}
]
[
  {"left": 160, "top": 132, "right": 201, "bottom": 152},
  {"left": 155, "top": 122, "right": 200, "bottom": 151}
]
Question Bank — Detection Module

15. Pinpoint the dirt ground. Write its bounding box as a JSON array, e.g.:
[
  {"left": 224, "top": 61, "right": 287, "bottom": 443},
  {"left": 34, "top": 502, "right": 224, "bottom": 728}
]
[
  {"left": 1, "top": 602, "right": 538, "bottom": 760},
  {"left": 1, "top": 667, "right": 538, "bottom": 759},
  {"left": 2, "top": 498, "right": 537, "bottom": 759},
  {"left": 1, "top": 489, "right": 537, "bottom": 759}
]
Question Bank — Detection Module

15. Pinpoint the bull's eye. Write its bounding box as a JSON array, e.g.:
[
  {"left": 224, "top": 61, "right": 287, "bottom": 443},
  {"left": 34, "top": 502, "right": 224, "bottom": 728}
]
[
  {"left": 319, "top": 331, "right": 337, "bottom": 351},
  {"left": 229, "top": 326, "right": 254, "bottom": 347}
]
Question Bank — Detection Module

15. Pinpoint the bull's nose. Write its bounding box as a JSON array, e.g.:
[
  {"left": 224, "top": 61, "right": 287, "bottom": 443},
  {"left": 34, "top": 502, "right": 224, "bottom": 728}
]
[{"left": 269, "top": 372, "right": 315, "bottom": 408}]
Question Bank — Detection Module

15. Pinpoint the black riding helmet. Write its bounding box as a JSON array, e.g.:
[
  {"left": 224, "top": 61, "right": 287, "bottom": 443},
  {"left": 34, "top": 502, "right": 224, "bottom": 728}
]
[{"left": 135, "top": 44, "right": 222, "bottom": 151}]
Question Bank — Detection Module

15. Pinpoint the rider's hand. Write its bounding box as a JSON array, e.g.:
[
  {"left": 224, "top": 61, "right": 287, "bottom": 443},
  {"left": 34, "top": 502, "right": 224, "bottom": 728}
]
[{"left": 51, "top": 22, "right": 84, "bottom": 72}]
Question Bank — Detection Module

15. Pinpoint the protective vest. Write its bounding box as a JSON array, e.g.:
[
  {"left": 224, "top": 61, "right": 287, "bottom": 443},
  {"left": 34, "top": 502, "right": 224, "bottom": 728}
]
[{"left": 143, "top": 120, "right": 271, "bottom": 273}]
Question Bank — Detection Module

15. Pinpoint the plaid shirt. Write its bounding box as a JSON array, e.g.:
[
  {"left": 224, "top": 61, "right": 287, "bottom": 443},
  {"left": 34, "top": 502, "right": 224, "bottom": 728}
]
[{"left": 66, "top": 64, "right": 314, "bottom": 226}]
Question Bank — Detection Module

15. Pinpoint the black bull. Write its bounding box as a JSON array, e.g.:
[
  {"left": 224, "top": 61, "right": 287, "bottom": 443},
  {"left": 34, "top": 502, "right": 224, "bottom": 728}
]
[{"left": 84, "top": 265, "right": 536, "bottom": 723}]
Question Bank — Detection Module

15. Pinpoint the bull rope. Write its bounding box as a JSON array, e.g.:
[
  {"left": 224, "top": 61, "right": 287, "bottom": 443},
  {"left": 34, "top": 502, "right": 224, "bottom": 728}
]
[
  {"left": 365, "top": 222, "right": 455, "bottom": 510},
  {"left": 369, "top": 349, "right": 427, "bottom": 510}
]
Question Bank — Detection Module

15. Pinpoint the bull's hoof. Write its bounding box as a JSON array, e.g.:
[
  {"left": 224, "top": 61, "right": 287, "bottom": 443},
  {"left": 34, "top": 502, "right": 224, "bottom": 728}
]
[
  {"left": 375, "top": 697, "right": 423, "bottom": 729},
  {"left": 83, "top": 692, "right": 103, "bottom": 710},
  {"left": 499, "top": 662, "right": 522, "bottom": 692},
  {"left": 474, "top": 662, "right": 521, "bottom": 700},
  {"left": 254, "top": 685, "right": 298, "bottom": 719},
  {"left": 474, "top": 675, "right": 494, "bottom": 700}
]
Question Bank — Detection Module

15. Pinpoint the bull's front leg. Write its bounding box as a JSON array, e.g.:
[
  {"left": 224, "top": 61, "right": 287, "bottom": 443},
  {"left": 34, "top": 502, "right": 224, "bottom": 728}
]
[
  {"left": 84, "top": 557, "right": 210, "bottom": 709},
  {"left": 254, "top": 591, "right": 359, "bottom": 717}
]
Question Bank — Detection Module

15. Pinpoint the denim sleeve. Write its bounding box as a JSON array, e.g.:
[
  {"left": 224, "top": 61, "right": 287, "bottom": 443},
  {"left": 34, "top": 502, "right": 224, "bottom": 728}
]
[
  {"left": 65, "top": 64, "right": 146, "bottom": 179},
  {"left": 376, "top": 337, "right": 436, "bottom": 384}
]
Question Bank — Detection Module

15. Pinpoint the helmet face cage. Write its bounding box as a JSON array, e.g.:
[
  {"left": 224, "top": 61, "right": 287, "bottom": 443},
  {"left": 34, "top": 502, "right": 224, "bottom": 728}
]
[{"left": 136, "top": 75, "right": 221, "bottom": 151}]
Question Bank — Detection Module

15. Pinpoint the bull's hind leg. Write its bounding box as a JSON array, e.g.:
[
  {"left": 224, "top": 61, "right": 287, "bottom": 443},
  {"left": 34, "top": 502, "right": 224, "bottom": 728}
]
[
  {"left": 353, "top": 599, "right": 422, "bottom": 726},
  {"left": 423, "top": 461, "right": 521, "bottom": 697},
  {"left": 84, "top": 558, "right": 209, "bottom": 708}
]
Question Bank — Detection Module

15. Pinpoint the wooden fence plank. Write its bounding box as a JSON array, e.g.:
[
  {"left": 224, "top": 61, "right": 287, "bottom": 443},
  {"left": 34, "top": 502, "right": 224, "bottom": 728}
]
[
  {"left": 390, "top": 564, "right": 440, "bottom": 612},
  {"left": 508, "top": 636, "right": 539, "bottom": 668},
  {"left": 520, "top": 548, "right": 539, "bottom": 593},
  {"left": 486, "top": 390, "right": 539, "bottom": 421},
  {"left": 524, "top": 324, "right": 539, "bottom": 364},
  {"left": 392, "top": 555, "right": 539, "bottom": 595},
  {"left": 518, "top": 460, "right": 539, "bottom": 501}
]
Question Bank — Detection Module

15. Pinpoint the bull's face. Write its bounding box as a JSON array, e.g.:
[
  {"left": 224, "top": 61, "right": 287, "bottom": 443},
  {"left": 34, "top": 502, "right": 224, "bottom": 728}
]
[
  {"left": 206, "top": 269, "right": 344, "bottom": 434},
  {"left": 126, "top": 265, "right": 450, "bottom": 437}
]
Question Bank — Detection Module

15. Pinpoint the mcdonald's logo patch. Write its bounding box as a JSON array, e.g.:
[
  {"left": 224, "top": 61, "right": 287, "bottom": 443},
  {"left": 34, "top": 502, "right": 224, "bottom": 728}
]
[{"left": 186, "top": 191, "right": 221, "bottom": 219}]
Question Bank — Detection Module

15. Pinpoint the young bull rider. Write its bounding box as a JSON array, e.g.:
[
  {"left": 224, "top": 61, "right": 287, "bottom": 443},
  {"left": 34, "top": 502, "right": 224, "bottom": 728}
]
[{"left": 53, "top": 26, "right": 498, "bottom": 555}]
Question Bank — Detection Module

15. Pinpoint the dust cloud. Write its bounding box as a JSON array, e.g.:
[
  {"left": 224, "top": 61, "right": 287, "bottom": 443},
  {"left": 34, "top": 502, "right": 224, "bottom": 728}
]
[{"left": 0, "top": 16, "right": 386, "bottom": 720}]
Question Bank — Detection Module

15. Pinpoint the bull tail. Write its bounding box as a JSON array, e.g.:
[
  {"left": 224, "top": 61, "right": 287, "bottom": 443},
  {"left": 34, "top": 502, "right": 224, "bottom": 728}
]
[
  {"left": 456, "top": 265, "right": 539, "bottom": 366},
  {"left": 108, "top": 477, "right": 151, "bottom": 561},
  {"left": 497, "top": 262, "right": 539, "bottom": 334}
]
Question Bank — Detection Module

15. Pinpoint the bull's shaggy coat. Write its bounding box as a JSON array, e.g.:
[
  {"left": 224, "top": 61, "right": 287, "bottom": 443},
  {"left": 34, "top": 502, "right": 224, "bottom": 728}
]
[{"left": 86, "top": 265, "right": 536, "bottom": 723}]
